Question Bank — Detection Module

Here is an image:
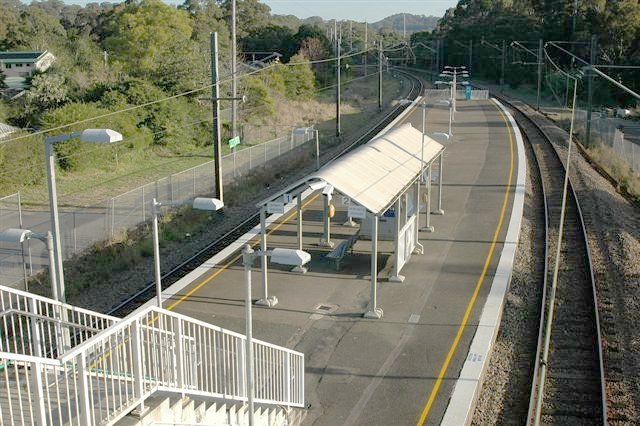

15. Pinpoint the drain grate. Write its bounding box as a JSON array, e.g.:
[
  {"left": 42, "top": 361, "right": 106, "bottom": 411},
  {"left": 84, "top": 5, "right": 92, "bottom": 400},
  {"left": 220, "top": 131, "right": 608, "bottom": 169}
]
[{"left": 314, "top": 303, "right": 338, "bottom": 314}]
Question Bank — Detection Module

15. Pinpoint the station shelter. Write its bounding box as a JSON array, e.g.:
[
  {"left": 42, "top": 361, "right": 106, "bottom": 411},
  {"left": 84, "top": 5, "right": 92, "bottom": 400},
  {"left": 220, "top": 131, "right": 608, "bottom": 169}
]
[{"left": 255, "top": 123, "right": 445, "bottom": 319}]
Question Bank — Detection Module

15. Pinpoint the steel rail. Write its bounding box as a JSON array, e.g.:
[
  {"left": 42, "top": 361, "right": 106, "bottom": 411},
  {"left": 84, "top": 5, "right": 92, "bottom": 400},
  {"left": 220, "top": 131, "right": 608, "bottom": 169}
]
[
  {"left": 496, "top": 95, "right": 607, "bottom": 425},
  {"left": 107, "top": 70, "right": 423, "bottom": 317}
]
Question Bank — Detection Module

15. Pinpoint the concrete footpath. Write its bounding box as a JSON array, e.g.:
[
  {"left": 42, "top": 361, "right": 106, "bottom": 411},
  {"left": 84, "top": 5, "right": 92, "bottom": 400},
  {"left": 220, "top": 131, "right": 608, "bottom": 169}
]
[{"left": 161, "top": 97, "right": 522, "bottom": 425}]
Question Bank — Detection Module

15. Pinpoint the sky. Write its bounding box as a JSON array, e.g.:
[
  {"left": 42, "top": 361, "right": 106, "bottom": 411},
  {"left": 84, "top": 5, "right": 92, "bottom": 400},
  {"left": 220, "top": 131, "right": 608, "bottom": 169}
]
[
  {"left": 261, "top": 0, "right": 458, "bottom": 21},
  {"left": 54, "top": 0, "right": 459, "bottom": 22}
]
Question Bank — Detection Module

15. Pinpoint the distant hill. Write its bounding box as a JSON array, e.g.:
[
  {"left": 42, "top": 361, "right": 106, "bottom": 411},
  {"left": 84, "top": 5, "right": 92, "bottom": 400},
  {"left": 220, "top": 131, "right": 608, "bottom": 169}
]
[
  {"left": 370, "top": 13, "right": 439, "bottom": 34},
  {"left": 269, "top": 13, "right": 439, "bottom": 34}
]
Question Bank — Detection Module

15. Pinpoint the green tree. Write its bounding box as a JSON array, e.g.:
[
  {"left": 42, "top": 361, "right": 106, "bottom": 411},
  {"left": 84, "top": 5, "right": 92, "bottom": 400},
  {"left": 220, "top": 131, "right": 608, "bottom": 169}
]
[
  {"left": 104, "top": 0, "right": 193, "bottom": 75},
  {"left": 281, "top": 53, "right": 315, "bottom": 100},
  {"left": 221, "top": 0, "right": 271, "bottom": 39},
  {"left": 241, "top": 25, "right": 296, "bottom": 61}
]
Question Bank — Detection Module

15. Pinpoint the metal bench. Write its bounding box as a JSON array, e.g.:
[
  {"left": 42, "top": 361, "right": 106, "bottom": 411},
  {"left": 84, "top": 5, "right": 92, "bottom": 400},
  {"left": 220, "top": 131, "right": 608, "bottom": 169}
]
[{"left": 325, "top": 234, "right": 359, "bottom": 271}]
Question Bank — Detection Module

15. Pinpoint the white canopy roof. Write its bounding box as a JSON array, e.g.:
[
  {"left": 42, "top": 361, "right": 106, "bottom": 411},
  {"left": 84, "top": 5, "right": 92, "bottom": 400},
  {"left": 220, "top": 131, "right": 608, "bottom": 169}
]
[{"left": 260, "top": 123, "right": 445, "bottom": 216}]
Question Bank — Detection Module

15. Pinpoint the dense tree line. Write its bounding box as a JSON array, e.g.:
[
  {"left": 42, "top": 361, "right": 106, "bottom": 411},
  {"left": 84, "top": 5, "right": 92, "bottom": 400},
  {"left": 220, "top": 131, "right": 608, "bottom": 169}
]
[{"left": 411, "top": 0, "right": 640, "bottom": 106}]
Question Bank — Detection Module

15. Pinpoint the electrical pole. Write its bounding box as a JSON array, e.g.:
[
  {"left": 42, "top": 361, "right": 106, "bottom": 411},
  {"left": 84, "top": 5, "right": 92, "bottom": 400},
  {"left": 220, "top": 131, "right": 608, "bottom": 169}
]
[
  {"left": 435, "top": 39, "right": 440, "bottom": 78},
  {"left": 537, "top": 38, "right": 543, "bottom": 111},
  {"left": 572, "top": 0, "right": 578, "bottom": 37},
  {"left": 469, "top": 40, "right": 473, "bottom": 74},
  {"left": 231, "top": 0, "right": 237, "bottom": 139},
  {"left": 210, "top": 32, "right": 223, "bottom": 202},
  {"left": 364, "top": 22, "right": 368, "bottom": 77},
  {"left": 586, "top": 34, "right": 597, "bottom": 146},
  {"left": 501, "top": 40, "right": 506, "bottom": 93},
  {"left": 336, "top": 34, "right": 341, "bottom": 137},
  {"left": 378, "top": 39, "right": 383, "bottom": 110},
  {"left": 403, "top": 13, "right": 406, "bottom": 39},
  {"left": 349, "top": 20, "right": 353, "bottom": 51}
]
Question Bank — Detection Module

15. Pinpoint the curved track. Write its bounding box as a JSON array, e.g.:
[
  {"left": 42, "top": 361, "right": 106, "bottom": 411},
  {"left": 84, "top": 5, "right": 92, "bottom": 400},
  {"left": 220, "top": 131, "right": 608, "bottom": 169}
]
[
  {"left": 499, "top": 98, "right": 607, "bottom": 425},
  {"left": 107, "top": 69, "right": 424, "bottom": 317}
]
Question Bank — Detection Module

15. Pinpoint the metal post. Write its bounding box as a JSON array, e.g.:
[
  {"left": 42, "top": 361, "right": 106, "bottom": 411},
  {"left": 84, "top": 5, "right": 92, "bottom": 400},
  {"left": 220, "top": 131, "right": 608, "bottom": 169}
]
[
  {"left": 131, "top": 320, "right": 145, "bottom": 413},
  {"left": 413, "top": 180, "right": 424, "bottom": 255},
  {"left": 434, "top": 152, "right": 444, "bottom": 215},
  {"left": 315, "top": 130, "right": 320, "bottom": 170},
  {"left": 364, "top": 21, "right": 368, "bottom": 77},
  {"left": 469, "top": 40, "right": 473, "bottom": 74},
  {"left": 500, "top": 40, "right": 506, "bottom": 93},
  {"left": 152, "top": 199, "right": 162, "bottom": 308},
  {"left": 44, "top": 232, "right": 59, "bottom": 302},
  {"left": 364, "top": 215, "right": 382, "bottom": 319},
  {"left": 448, "top": 102, "right": 453, "bottom": 136},
  {"left": 435, "top": 39, "right": 440, "bottom": 76},
  {"left": 534, "top": 77, "right": 578, "bottom": 426},
  {"left": 320, "top": 195, "right": 333, "bottom": 248},
  {"left": 378, "top": 40, "right": 383, "bottom": 110},
  {"left": 211, "top": 32, "right": 224, "bottom": 202},
  {"left": 31, "top": 361, "right": 47, "bottom": 426},
  {"left": 173, "top": 316, "right": 185, "bottom": 392},
  {"left": 231, "top": 0, "right": 237, "bottom": 139},
  {"left": 297, "top": 194, "right": 303, "bottom": 251},
  {"left": 537, "top": 39, "right": 543, "bottom": 111},
  {"left": 17, "top": 192, "right": 29, "bottom": 290},
  {"left": 389, "top": 197, "right": 404, "bottom": 282},
  {"left": 336, "top": 34, "right": 341, "bottom": 137},
  {"left": 426, "top": 165, "right": 434, "bottom": 230},
  {"left": 77, "top": 353, "right": 92, "bottom": 426},
  {"left": 349, "top": 20, "right": 353, "bottom": 50},
  {"left": 242, "top": 245, "right": 255, "bottom": 426},
  {"left": 257, "top": 207, "right": 269, "bottom": 304},
  {"left": 44, "top": 139, "right": 65, "bottom": 303},
  {"left": 421, "top": 104, "right": 434, "bottom": 232},
  {"left": 29, "top": 298, "right": 42, "bottom": 358},
  {"left": 586, "top": 35, "right": 597, "bottom": 146}
]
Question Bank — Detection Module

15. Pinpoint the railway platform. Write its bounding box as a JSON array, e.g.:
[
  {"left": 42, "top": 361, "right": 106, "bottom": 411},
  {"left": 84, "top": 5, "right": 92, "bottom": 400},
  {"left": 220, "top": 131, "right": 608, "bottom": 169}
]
[{"left": 157, "top": 96, "right": 525, "bottom": 425}]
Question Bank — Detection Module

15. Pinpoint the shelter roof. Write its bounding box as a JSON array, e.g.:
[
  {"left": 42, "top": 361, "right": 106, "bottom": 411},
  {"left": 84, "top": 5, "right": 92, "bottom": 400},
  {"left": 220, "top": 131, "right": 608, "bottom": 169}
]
[{"left": 259, "top": 123, "right": 445, "bottom": 215}]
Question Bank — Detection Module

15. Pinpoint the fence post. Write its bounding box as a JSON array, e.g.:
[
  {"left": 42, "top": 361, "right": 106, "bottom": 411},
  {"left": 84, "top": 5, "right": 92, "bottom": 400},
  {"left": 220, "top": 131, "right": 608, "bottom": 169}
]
[
  {"left": 131, "top": 320, "right": 145, "bottom": 412},
  {"left": 30, "top": 361, "right": 48, "bottom": 425},
  {"left": 29, "top": 298, "right": 42, "bottom": 357},
  {"left": 285, "top": 352, "right": 291, "bottom": 406},
  {"left": 173, "top": 316, "right": 185, "bottom": 393},
  {"left": 77, "top": 353, "right": 93, "bottom": 426}
]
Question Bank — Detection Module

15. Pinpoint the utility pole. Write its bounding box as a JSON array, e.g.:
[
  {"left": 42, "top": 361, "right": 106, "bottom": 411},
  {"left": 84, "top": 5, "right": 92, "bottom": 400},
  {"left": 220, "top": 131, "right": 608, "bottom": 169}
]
[
  {"left": 435, "top": 39, "right": 440, "bottom": 78},
  {"left": 349, "top": 20, "right": 353, "bottom": 51},
  {"left": 501, "top": 40, "right": 506, "bottom": 93},
  {"left": 364, "top": 22, "right": 368, "bottom": 77},
  {"left": 572, "top": 0, "right": 578, "bottom": 37},
  {"left": 210, "top": 32, "right": 223, "bottom": 202},
  {"left": 469, "top": 40, "right": 473, "bottom": 74},
  {"left": 336, "top": 34, "right": 341, "bottom": 137},
  {"left": 403, "top": 13, "right": 406, "bottom": 39},
  {"left": 231, "top": 0, "right": 237, "bottom": 139},
  {"left": 378, "top": 39, "right": 383, "bottom": 110},
  {"left": 586, "top": 34, "right": 597, "bottom": 146},
  {"left": 537, "top": 38, "right": 543, "bottom": 111},
  {"left": 334, "top": 20, "right": 337, "bottom": 46}
]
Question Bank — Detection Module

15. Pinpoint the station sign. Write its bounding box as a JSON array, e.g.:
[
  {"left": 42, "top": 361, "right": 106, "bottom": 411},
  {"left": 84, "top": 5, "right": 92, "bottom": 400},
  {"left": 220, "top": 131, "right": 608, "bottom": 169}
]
[
  {"left": 267, "top": 201, "right": 285, "bottom": 214},
  {"left": 348, "top": 204, "right": 367, "bottom": 219},
  {"left": 228, "top": 136, "right": 241, "bottom": 148}
]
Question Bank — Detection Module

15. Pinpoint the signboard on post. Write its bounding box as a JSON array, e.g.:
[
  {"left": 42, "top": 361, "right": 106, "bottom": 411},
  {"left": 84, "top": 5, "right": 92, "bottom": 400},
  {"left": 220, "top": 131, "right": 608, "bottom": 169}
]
[
  {"left": 267, "top": 201, "right": 285, "bottom": 214},
  {"left": 348, "top": 204, "right": 367, "bottom": 219},
  {"left": 228, "top": 136, "right": 241, "bottom": 149}
]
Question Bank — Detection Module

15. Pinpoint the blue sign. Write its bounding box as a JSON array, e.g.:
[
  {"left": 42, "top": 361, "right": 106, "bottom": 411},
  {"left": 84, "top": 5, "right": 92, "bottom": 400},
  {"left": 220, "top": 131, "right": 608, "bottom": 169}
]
[{"left": 465, "top": 85, "right": 472, "bottom": 100}]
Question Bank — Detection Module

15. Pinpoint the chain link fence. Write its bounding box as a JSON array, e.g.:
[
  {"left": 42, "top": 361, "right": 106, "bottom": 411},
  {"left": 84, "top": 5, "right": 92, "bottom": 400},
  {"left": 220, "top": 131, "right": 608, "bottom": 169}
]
[{"left": 0, "top": 131, "right": 314, "bottom": 289}]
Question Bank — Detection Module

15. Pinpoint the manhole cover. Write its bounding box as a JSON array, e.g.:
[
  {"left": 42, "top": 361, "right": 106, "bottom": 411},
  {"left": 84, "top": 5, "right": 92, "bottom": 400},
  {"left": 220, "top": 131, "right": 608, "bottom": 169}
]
[{"left": 314, "top": 303, "right": 338, "bottom": 314}]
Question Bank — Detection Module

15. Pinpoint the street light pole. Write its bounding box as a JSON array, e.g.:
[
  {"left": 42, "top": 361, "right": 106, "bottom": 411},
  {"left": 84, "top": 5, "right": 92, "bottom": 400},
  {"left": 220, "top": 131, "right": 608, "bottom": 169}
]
[{"left": 242, "top": 244, "right": 256, "bottom": 426}]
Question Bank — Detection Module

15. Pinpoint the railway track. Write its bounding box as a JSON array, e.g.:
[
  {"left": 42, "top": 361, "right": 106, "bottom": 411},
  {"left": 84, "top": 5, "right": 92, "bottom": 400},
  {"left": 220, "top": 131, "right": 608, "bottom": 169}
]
[
  {"left": 500, "top": 98, "right": 607, "bottom": 424},
  {"left": 107, "top": 69, "right": 424, "bottom": 317}
]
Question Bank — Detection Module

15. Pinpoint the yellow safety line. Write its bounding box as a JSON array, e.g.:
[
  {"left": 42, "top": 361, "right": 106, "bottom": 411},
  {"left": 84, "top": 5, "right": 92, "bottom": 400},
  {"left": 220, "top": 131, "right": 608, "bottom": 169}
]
[
  {"left": 166, "top": 194, "right": 320, "bottom": 311},
  {"left": 416, "top": 102, "right": 515, "bottom": 425}
]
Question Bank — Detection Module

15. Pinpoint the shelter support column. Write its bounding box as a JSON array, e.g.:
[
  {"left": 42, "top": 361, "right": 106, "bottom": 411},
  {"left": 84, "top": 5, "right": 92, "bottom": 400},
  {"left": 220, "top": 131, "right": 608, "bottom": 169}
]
[
  {"left": 256, "top": 206, "right": 278, "bottom": 307},
  {"left": 320, "top": 194, "right": 334, "bottom": 248},
  {"left": 434, "top": 152, "right": 445, "bottom": 215},
  {"left": 364, "top": 214, "right": 383, "bottom": 319},
  {"left": 423, "top": 164, "right": 435, "bottom": 232},
  {"left": 292, "top": 193, "right": 308, "bottom": 274},
  {"left": 413, "top": 179, "right": 424, "bottom": 254},
  {"left": 390, "top": 198, "right": 405, "bottom": 283}
]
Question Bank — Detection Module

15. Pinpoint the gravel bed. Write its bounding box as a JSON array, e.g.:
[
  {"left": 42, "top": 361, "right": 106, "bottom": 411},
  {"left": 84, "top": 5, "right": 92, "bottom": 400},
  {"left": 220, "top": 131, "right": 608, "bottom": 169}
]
[{"left": 472, "top": 126, "right": 544, "bottom": 425}]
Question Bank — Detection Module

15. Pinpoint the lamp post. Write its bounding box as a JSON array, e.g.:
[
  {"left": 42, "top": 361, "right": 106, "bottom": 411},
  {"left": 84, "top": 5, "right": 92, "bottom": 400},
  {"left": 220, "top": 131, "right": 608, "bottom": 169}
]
[
  {"left": 242, "top": 244, "right": 310, "bottom": 426},
  {"left": 0, "top": 228, "right": 57, "bottom": 300},
  {"left": 151, "top": 197, "right": 224, "bottom": 307},
  {"left": 45, "top": 128, "right": 123, "bottom": 303}
]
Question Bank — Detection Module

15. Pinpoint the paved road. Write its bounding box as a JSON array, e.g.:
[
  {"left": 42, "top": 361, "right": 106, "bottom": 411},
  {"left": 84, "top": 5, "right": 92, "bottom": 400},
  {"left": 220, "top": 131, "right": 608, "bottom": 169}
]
[{"left": 164, "top": 98, "right": 519, "bottom": 425}]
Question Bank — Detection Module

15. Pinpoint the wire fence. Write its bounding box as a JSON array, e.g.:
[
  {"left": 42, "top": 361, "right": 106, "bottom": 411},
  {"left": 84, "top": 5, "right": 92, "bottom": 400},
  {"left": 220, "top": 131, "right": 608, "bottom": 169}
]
[{"left": 0, "top": 131, "right": 314, "bottom": 289}]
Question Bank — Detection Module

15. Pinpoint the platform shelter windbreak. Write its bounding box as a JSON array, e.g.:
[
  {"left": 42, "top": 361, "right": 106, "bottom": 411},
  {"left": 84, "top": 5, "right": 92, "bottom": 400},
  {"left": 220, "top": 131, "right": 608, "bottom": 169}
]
[{"left": 256, "top": 123, "right": 445, "bottom": 319}]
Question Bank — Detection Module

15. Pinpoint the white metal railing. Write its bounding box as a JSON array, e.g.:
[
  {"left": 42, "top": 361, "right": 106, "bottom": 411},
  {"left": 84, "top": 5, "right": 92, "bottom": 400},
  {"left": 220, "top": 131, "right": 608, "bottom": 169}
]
[
  {"left": 0, "top": 285, "right": 119, "bottom": 359},
  {"left": 1, "top": 305, "right": 304, "bottom": 425}
]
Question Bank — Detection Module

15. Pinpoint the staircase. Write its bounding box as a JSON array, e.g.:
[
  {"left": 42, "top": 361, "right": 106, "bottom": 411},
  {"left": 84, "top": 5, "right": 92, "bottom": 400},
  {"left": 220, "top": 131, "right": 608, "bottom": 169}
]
[{"left": 0, "top": 286, "right": 305, "bottom": 425}]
